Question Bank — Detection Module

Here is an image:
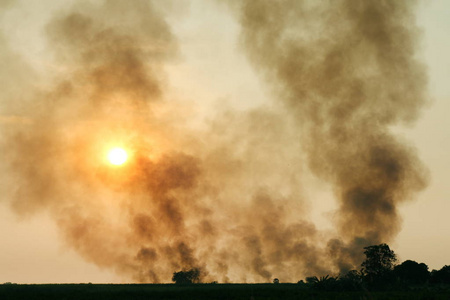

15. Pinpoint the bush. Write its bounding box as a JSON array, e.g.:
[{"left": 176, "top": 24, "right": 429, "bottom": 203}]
[{"left": 172, "top": 268, "right": 201, "bottom": 284}]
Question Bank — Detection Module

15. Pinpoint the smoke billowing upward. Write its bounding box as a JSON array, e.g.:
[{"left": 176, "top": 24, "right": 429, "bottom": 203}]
[
  {"left": 230, "top": 0, "right": 429, "bottom": 270},
  {"left": 0, "top": 0, "right": 428, "bottom": 282}
]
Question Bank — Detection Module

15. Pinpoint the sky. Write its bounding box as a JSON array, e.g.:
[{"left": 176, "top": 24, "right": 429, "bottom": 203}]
[{"left": 0, "top": 0, "right": 449, "bottom": 283}]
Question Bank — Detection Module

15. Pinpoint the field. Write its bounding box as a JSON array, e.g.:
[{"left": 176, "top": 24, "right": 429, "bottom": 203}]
[{"left": 1, "top": 283, "right": 450, "bottom": 300}]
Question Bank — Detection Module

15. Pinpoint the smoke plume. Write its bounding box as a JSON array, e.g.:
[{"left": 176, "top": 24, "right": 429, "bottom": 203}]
[
  {"left": 0, "top": 0, "right": 428, "bottom": 282},
  {"left": 229, "top": 0, "right": 429, "bottom": 271}
]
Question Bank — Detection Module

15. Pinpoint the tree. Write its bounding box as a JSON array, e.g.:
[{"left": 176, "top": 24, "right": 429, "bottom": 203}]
[
  {"left": 340, "top": 270, "right": 363, "bottom": 291},
  {"left": 361, "top": 244, "right": 397, "bottom": 278},
  {"left": 306, "top": 275, "right": 339, "bottom": 291},
  {"left": 172, "top": 268, "right": 201, "bottom": 284},
  {"left": 360, "top": 244, "right": 397, "bottom": 289},
  {"left": 430, "top": 265, "right": 450, "bottom": 284},
  {"left": 305, "top": 276, "right": 319, "bottom": 284},
  {"left": 393, "top": 260, "right": 429, "bottom": 285}
]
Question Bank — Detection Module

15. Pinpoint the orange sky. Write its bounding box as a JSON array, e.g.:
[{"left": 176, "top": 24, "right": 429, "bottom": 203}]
[{"left": 0, "top": 0, "right": 449, "bottom": 283}]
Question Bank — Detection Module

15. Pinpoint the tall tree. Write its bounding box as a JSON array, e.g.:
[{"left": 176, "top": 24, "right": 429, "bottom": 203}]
[{"left": 361, "top": 244, "right": 397, "bottom": 279}]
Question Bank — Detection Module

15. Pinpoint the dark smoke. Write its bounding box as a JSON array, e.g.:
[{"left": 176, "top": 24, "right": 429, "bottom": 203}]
[
  {"left": 0, "top": 0, "right": 428, "bottom": 282},
  {"left": 229, "top": 0, "right": 429, "bottom": 271}
]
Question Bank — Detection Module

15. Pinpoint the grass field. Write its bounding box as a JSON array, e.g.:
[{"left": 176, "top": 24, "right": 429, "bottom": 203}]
[{"left": 1, "top": 283, "right": 450, "bottom": 300}]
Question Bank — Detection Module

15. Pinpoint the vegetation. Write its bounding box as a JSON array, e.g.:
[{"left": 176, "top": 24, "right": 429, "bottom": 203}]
[
  {"left": 301, "top": 243, "right": 450, "bottom": 293},
  {"left": 172, "top": 268, "right": 201, "bottom": 284},
  {"left": 362, "top": 244, "right": 397, "bottom": 278},
  {"left": 1, "top": 283, "right": 450, "bottom": 300},
  {"left": 2, "top": 243, "right": 450, "bottom": 299}
]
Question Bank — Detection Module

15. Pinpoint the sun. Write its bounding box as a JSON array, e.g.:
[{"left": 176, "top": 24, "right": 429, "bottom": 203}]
[{"left": 107, "top": 147, "right": 128, "bottom": 166}]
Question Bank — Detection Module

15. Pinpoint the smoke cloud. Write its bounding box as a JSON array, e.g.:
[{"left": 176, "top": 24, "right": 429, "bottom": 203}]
[
  {"left": 229, "top": 0, "right": 429, "bottom": 271},
  {"left": 0, "top": 0, "right": 428, "bottom": 282}
]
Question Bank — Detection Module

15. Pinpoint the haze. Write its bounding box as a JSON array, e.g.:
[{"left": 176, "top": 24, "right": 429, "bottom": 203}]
[{"left": 0, "top": 0, "right": 449, "bottom": 284}]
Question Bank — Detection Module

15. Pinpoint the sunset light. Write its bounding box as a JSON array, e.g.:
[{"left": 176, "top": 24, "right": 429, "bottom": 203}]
[
  {"left": 107, "top": 147, "right": 128, "bottom": 166},
  {"left": 3, "top": 0, "right": 450, "bottom": 292}
]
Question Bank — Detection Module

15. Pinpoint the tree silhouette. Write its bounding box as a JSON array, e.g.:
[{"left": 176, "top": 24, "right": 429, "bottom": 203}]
[
  {"left": 394, "top": 260, "right": 429, "bottom": 285},
  {"left": 430, "top": 265, "right": 450, "bottom": 284},
  {"left": 305, "top": 276, "right": 319, "bottom": 284},
  {"left": 361, "top": 244, "right": 397, "bottom": 278},
  {"left": 340, "top": 270, "right": 363, "bottom": 291},
  {"left": 299, "top": 243, "right": 450, "bottom": 292},
  {"left": 172, "top": 268, "right": 201, "bottom": 284},
  {"left": 306, "top": 275, "right": 339, "bottom": 291},
  {"left": 360, "top": 243, "right": 397, "bottom": 289}
]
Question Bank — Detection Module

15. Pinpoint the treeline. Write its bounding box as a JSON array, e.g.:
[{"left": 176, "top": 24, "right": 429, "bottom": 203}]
[
  {"left": 172, "top": 244, "right": 450, "bottom": 291},
  {"left": 299, "top": 244, "right": 450, "bottom": 291}
]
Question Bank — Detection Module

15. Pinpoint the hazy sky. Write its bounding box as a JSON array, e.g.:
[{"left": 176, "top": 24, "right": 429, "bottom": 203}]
[{"left": 0, "top": 0, "right": 449, "bottom": 283}]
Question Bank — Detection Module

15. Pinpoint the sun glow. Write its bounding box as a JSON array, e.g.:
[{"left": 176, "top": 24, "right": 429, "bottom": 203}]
[{"left": 107, "top": 147, "right": 128, "bottom": 166}]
